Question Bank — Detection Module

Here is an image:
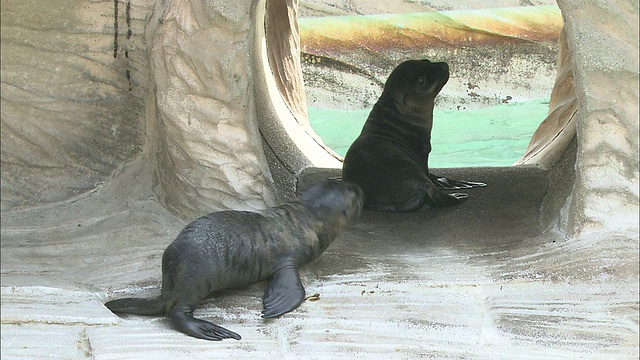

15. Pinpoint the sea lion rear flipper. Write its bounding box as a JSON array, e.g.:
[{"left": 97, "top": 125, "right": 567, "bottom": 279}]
[
  {"left": 105, "top": 296, "right": 165, "bottom": 316},
  {"left": 169, "top": 304, "right": 241, "bottom": 341},
  {"left": 430, "top": 173, "right": 487, "bottom": 190},
  {"left": 424, "top": 181, "right": 469, "bottom": 208},
  {"left": 261, "top": 261, "right": 305, "bottom": 318}
]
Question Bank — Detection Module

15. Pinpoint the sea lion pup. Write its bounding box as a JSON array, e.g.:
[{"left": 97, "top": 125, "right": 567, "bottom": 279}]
[
  {"left": 105, "top": 180, "right": 364, "bottom": 341},
  {"left": 342, "top": 59, "right": 486, "bottom": 212}
]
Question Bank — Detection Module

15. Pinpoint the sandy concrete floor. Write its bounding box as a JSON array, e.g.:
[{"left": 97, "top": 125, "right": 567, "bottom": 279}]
[{"left": 1, "top": 160, "right": 638, "bottom": 359}]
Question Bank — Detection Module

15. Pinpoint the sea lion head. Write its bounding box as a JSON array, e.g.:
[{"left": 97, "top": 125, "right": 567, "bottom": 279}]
[
  {"left": 299, "top": 179, "right": 364, "bottom": 224},
  {"left": 380, "top": 59, "right": 449, "bottom": 118}
]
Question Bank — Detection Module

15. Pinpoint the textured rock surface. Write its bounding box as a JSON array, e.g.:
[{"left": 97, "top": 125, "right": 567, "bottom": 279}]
[
  {"left": 148, "top": 0, "right": 276, "bottom": 218},
  {"left": 556, "top": 0, "right": 639, "bottom": 239},
  {"left": 255, "top": 0, "right": 342, "bottom": 204},
  {"left": 0, "top": 0, "right": 277, "bottom": 218},
  {"left": 0, "top": 0, "right": 152, "bottom": 210},
  {"left": 516, "top": 27, "right": 578, "bottom": 170},
  {"left": 0, "top": 0, "right": 638, "bottom": 358},
  {"left": 266, "top": 0, "right": 309, "bottom": 124}
]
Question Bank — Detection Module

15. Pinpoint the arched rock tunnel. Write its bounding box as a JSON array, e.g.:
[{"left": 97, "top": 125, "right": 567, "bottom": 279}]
[{"left": 0, "top": 0, "right": 638, "bottom": 357}]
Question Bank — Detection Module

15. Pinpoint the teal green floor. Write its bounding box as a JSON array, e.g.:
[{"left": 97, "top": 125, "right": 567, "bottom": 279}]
[{"left": 309, "top": 99, "right": 549, "bottom": 167}]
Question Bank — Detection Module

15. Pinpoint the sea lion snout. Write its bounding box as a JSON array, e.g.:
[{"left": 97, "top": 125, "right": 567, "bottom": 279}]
[
  {"left": 333, "top": 180, "right": 364, "bottom": 220},
  {"left": 300, "top": 180, "right": 364, "bottom": 221},
  {"left": 425, "top": 61, "right": 449, "bottom": 88},
  {"left": 342, "top": 181, "right": 365, "bottom": 219},
  {"left": 381, "top": 59, "right": 451, "bottom": 115},
  {"left": 420, "top": 59, "right": 448, "bottom": 72}
]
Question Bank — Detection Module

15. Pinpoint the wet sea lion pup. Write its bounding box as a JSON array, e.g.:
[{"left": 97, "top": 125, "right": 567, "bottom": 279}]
[
  {"left": 342, "top": 59, "right": 486, "bottom": 212},
  {"left": 105, "top": 180, "right": 363, "bottom": 341}
]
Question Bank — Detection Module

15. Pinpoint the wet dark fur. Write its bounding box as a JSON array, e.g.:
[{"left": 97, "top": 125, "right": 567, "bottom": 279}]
[
  {"left": 105, "top": 180, "right": 363, "bottom": 341},
  {"left": 342, "top": 59, "right": 485, "bottom": 212}
]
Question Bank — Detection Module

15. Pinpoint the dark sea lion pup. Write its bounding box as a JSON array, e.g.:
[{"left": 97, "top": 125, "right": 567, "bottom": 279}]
[
  {"left": 105, "top": 180, "right": 364, "bottom": 341},
  {"left": 342, "top": 59, "right": 486, "bottom": 212}
]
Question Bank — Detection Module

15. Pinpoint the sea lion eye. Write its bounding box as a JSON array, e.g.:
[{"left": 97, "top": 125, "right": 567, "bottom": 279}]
[{"left": 417, "top": 76, "right": 426, "bottom": 88}]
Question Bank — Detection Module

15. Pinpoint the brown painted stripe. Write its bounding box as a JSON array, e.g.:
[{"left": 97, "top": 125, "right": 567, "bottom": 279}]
[{"left": 300, "top": 6, "right": 562, "bottom": 54}]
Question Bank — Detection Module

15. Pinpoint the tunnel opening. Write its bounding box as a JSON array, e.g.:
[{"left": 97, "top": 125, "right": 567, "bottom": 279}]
[
  {"left": 298, "top": 5, "right": 565, "bottom": 168},
  {"left": 257, "top": 1, "right": 578, "bottom": 202}
]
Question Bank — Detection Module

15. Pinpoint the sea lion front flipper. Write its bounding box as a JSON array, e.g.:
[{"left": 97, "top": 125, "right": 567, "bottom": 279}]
[
  {"left": 169, "top": 305, "right": 241, "bottom": 341},
  {"left": 430, "top": 173, "right": 487, "bottom": 190},
  {"left": 262, "top": 261, "right": 305, "bottom": 318}
]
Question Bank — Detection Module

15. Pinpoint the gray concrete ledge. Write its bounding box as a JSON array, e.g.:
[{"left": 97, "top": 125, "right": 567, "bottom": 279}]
[{"left": 2, "top": 163, "right": 637, "bottom": 359}]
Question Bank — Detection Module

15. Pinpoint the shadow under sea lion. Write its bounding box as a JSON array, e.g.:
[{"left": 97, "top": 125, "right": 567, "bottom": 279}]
[
  {"left": 105, "top": 180, "right": 364, "bottom": 340},
  {"left": 342, "top": 59, "right": 486, "bottom": 212}
]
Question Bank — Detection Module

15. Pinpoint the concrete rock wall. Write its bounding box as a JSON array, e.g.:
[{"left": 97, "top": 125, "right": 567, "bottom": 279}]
[
  {"left": 147, "top": 0, "right": 276, "bottom": 218},
  {"left": 517, "top": 27, "right": 578, "bottom": 170},
  {"left": 556, "top": 0, "right": 639, "bottom": 238},
  {"left": 0, "top": 0, "right": 152, "bottom": 210},
  {"left": 0, "top": 0, "right": 278, "bottom": 219}
]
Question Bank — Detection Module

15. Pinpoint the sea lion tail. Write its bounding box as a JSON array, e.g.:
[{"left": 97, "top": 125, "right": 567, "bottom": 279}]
[{"left": 105, "top": 296, "right": 166, "bottom": 316}]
